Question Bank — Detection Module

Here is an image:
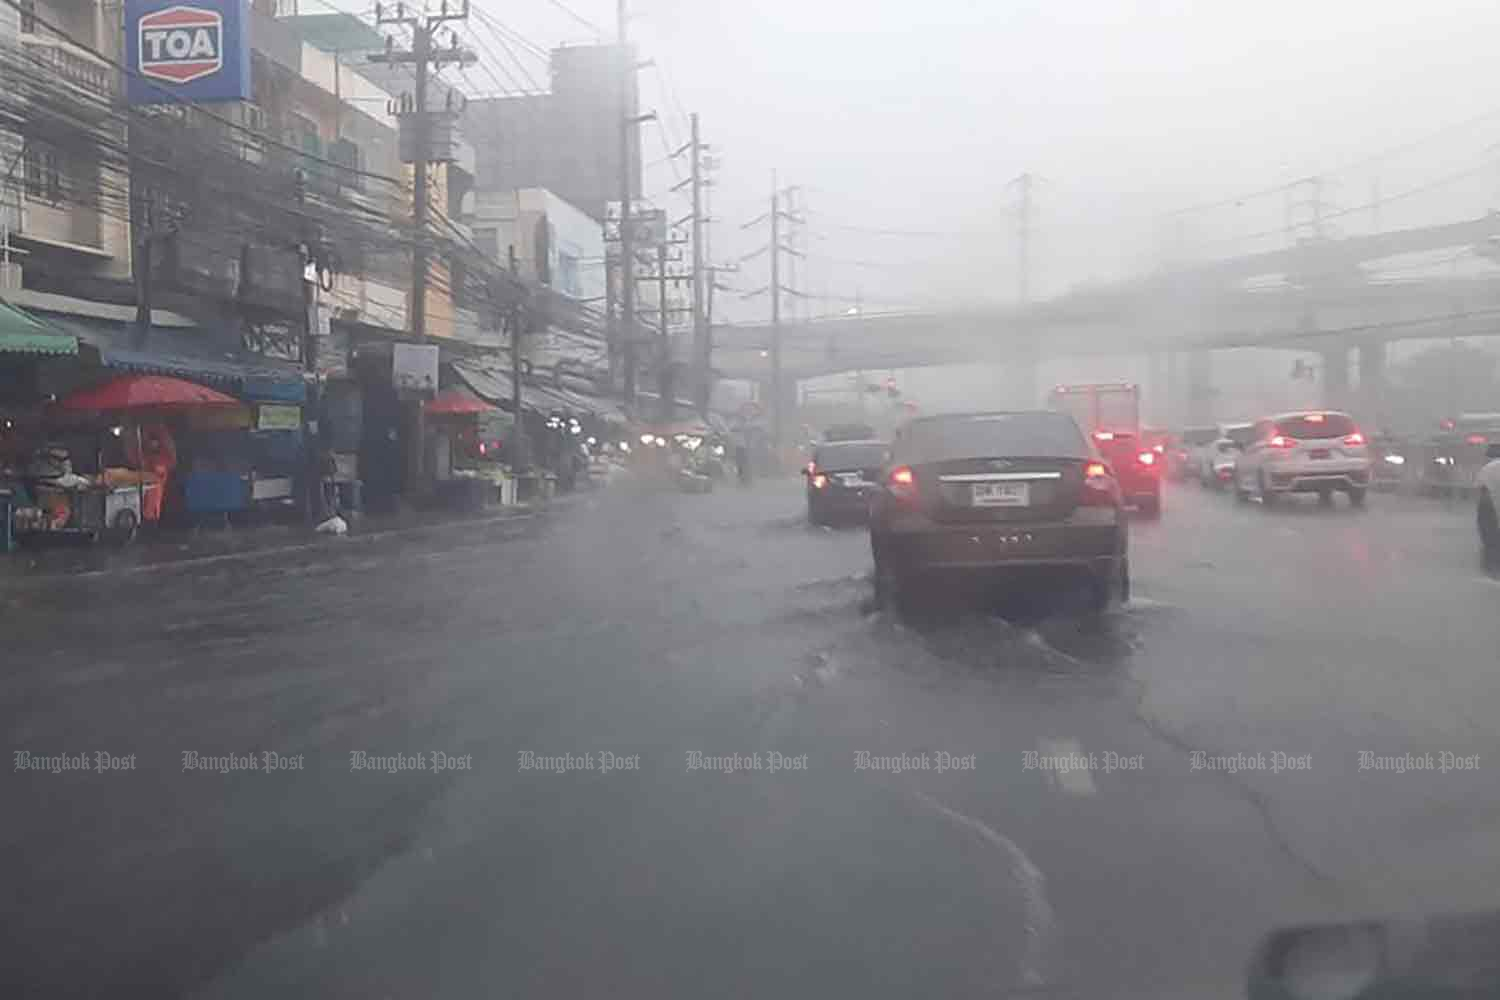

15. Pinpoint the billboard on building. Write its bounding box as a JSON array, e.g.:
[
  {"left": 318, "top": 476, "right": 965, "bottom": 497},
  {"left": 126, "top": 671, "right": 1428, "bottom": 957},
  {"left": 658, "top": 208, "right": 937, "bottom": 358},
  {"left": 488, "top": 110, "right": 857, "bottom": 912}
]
[
  {"left": 125, "top": 0, "right": 251, "bottom": 105},
  {"left": 392, "top": 343, "right": 439, "bottom": 396}
]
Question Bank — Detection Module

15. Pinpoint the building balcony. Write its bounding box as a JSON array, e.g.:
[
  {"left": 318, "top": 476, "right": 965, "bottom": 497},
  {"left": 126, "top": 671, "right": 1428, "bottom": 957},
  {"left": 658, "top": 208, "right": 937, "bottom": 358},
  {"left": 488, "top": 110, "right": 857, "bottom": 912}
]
[{"left": 22, "top": 37, "right": 114, "bottom": 106}]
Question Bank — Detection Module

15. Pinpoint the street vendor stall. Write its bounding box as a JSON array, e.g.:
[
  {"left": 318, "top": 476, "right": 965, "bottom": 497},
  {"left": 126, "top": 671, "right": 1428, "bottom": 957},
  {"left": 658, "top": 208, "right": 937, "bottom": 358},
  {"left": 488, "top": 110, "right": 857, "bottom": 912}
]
[
  {"left": 423, "top": 387, "right": 519, "bottom": 508},
  {"left": 12, "top": 375, "right": 239, "bottom": 543}
]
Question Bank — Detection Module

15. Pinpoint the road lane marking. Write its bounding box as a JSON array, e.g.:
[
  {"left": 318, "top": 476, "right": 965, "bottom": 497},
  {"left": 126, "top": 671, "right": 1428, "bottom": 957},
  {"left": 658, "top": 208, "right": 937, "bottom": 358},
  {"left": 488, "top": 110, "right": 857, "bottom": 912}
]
[
  {"left": 1038, "top": 738, "right": 1096, "bottom": 797},
  {"left": 911, "top": 790, "right": 1059, "bottom": 987}
]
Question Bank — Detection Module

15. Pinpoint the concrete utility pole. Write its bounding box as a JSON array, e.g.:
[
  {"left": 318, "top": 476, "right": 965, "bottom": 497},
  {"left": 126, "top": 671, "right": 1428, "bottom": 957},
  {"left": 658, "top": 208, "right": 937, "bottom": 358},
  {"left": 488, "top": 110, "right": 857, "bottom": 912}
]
[
  {"left": 656, "top": 241, "right": 672, "bottom": 422},
  {"left": 370, "top": 0, "right": 474, "bottom": 340},
  {"left": 689, "top": 113, "right": 708, "bottom": 417},
  {"left": 616, "top": 0, "right": 652, "bottom": 407},
  {"left": 507, "top": 244, "right": 529, "bottom": 471}
]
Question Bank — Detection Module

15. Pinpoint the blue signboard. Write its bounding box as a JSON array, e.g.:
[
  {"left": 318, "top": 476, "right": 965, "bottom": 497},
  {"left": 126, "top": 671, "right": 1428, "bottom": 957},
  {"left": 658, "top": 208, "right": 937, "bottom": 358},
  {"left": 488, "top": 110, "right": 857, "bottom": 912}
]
[{"left": 125, "top": 0, "right": 251, "bottom": 105}]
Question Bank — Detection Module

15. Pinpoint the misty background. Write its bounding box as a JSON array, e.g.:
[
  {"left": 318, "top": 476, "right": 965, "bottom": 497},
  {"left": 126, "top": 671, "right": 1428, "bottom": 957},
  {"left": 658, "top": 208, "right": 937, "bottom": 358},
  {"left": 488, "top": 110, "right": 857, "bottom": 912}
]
[{"left": 468, "top": 0, "right": 1500, "bottom": 417}]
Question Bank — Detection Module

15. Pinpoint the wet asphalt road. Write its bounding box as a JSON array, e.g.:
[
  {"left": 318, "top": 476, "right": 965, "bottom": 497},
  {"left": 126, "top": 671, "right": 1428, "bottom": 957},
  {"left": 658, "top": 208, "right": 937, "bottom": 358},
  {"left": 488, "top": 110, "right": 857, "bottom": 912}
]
[{"left": 3, "top": 476, "right": 1498, "bottom": 998}]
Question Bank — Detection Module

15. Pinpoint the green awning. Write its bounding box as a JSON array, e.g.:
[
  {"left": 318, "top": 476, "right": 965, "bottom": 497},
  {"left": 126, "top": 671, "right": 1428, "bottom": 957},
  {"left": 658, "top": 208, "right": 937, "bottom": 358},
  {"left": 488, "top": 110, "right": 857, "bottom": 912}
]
[{"left": 0, "top": 302, "right": 78, "bottom": 356}]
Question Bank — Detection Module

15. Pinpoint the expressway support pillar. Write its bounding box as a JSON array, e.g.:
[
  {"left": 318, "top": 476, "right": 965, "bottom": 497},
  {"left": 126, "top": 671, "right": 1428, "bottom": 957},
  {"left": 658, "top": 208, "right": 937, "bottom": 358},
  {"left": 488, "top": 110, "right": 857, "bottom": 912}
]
[
  {"left": 1320, "top": 344, "right": 1350, "bottom": 410},
  {"left": 1356, "top": 339, "right": 1386, "bottom": 426},
  {"left": 1186, "top": 349, "right": 1213, "bottom": 426}
]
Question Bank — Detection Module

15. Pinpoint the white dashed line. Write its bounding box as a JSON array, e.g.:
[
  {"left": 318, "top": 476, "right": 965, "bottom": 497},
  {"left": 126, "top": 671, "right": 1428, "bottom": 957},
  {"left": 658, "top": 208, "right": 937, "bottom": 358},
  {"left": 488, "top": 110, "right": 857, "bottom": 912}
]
[{"left": 1038, "top": 738, "right": 1097, "bottom": 797}]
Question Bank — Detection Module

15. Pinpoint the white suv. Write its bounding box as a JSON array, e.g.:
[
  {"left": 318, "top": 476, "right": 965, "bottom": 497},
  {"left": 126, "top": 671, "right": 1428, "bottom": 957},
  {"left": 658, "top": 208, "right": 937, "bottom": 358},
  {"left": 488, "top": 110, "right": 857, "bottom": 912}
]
[
  {"left": 1478, "top": 443, "right": 1500, "bottom": 564},
  {"left": 1233, "top": 411, "right": 1372, "bottom": 507}
]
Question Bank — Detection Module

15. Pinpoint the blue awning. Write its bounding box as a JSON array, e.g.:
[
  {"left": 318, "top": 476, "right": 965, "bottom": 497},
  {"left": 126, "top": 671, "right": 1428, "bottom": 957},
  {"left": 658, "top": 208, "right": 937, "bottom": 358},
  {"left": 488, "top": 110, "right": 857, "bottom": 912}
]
[{"left": 35, "top": 313, "right": 306, "bottom": 402}]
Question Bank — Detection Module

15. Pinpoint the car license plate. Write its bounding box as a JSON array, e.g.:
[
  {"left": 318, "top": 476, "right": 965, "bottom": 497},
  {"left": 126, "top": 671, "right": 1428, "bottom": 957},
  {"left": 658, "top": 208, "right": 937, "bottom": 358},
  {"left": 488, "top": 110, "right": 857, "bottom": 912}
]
[
  {"left": 1309, "top": 449, "right": 1330, "bottom": 460},
  {"left": 972, "top": 482, "right": 1029, "bottom": 507},
  {"left": 836, "top": 473, "right": 867, "bottom": 488}
]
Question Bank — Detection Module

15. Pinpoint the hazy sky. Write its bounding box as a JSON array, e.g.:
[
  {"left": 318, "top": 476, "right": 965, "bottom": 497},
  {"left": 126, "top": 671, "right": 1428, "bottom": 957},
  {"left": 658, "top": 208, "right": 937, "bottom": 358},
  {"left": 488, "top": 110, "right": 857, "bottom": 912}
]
[{"left": 470, "top": 0, "right": 1500, "bottom": 319}]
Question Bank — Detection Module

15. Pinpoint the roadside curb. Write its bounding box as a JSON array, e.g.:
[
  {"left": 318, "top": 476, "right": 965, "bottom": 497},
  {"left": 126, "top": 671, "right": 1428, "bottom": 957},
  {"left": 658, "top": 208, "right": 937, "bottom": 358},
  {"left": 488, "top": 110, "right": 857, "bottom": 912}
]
[{"left": 1, "top": 509, "right": 540, "bottom": 586}]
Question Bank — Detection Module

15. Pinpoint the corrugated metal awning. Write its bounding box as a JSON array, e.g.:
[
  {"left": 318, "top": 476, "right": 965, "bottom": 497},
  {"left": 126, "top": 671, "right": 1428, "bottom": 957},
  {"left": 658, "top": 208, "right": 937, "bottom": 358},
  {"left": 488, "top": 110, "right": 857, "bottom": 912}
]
[
  {"left": 36, "top": 313, "right": 305, "bottom": 400},
  {"left": 0, "top": 302, "right": 77, "bottom": 356}
]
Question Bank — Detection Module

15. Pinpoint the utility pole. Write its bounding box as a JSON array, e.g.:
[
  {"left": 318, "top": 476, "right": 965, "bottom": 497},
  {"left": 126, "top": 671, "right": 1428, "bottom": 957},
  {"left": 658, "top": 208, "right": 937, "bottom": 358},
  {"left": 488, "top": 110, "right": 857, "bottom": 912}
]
[
  {"left": 656, "top": 241, "right": 671, "bottom": 421},
  {"left": 689, "top": 112, "right": 707, "bottom": 416},
  {"left": 616, "top": 0, "right": 653, "bottom": 407},
  {"left": 369, "top": 0, "right": 474, "bottom": 341},
  {"left": 507, "top": 244, "right": 530, "bottom": 471}
]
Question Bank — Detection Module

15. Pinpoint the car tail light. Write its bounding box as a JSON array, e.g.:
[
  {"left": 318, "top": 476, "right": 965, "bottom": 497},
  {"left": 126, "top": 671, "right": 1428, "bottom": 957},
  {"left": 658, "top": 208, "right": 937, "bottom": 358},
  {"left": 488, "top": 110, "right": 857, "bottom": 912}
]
[
  {"left": 1465, "top": 433, "right": 1487, "bottom": 446},
  {"left": 1344, "top": 431, "right": 1366, "bottom": 446},
  {"left": 805, "top": 461, "right": 817, "bottom": 475},
  {"left": 1137, "top": 450, "right": 1157, "bottom": 466},
  {"left": 1080, "top": 461, "right": 1116, "bottom": 505},
  {"left": 812, "top": 474, "right": 828, "bottom": 489},
  {"left": 887, "top": 465, "right": 918, "bottom": 501},
  {"left": 1269, "top": 434, "right": 1295, "bottom": 449}
]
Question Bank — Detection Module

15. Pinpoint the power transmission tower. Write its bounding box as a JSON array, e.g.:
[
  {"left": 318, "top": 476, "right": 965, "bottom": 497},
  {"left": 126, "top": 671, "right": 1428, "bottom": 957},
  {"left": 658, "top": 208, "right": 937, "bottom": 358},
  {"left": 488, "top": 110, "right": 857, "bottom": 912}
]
[
  {"left": 1285, "top": 175, "right": 1337, "bottom": 243},
  {"left": 369, "top": 0, "right": 475, "bottom": 340},
  {"left": 740, "top": 175, "right": 804, "bottom": 453}
]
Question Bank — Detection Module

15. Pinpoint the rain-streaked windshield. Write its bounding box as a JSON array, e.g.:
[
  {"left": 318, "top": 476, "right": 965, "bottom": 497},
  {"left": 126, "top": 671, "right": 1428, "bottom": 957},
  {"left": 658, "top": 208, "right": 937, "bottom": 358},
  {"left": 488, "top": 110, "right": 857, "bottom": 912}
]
[{"left": 9, "top": 4, "right": 1500, "bottom": 999}]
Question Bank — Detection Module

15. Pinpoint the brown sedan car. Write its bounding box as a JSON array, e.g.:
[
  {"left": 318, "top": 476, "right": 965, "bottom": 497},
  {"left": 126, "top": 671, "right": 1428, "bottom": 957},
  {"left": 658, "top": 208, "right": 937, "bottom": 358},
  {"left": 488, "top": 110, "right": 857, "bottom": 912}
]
[{"left": 869, "top": 411, "right": 1129, "bottom": 616}]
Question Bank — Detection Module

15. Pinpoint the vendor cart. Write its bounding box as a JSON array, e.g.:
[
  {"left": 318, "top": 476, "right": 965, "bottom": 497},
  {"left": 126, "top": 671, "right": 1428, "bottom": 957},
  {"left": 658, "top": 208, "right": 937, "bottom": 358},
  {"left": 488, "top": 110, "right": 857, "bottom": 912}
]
[{"left": 16, "top": 483, "right": 151, "bottom": 544}]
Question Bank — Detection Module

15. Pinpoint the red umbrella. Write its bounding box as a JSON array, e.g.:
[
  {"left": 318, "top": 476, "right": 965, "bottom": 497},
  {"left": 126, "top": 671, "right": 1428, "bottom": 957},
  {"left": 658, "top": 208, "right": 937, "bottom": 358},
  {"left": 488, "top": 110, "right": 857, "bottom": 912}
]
[
  {"left": 59, "top": 374, "right": 239, "bottom": 411},
  {"left": 424, "top": 387, "right": 497, "bottom": 416}
]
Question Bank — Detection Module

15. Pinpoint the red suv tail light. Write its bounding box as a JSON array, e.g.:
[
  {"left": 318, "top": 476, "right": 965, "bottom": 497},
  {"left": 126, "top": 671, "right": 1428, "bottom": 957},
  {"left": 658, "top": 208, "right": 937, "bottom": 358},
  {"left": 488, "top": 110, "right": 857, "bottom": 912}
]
[
  {"left": 1344, "top": 431, "right": 1366, "bottom": 446},
  {"left": 1136, "top": 450, "right": 1157, "bottom": 466},
  {"left": 1269, "top": 434, "right": 1295, "bottom": 449},
  {"left": 1080, "top": 461, "right": 1117, "bottom": 505}
]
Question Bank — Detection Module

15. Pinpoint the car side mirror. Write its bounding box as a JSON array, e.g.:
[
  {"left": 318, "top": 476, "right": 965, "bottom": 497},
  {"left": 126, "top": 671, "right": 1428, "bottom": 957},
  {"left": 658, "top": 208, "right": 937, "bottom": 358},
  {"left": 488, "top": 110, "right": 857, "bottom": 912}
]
[{"left": 1487, "top": 443, "right": 1500, "bottom": 460}]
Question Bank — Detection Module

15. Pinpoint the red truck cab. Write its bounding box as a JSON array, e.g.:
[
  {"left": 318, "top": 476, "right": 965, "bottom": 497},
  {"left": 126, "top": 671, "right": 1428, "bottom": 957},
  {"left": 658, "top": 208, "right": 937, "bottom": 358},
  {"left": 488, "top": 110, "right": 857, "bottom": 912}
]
[{"left": 1048, "top": 383, "right": 1162, "bottom": 517}]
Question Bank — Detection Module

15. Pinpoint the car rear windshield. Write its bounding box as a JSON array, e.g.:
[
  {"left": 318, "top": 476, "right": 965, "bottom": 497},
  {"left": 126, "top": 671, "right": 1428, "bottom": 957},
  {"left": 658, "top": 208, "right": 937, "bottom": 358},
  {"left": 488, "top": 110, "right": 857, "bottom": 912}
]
[
  {"left": 1182, "top": 428, "right": 1219, "bottom": 446},
  {"left": 1277, "top": 414, "right": 1356, "bottom": 439},
  {"left": 903, "top": 413, "right": 1088, "bottom": 462},
  {"left": 1225, "top": 425, "right": 1257, "bottom": 447},
  {"left": 815, "top": 443, "right": 887, "bottom": 469}
]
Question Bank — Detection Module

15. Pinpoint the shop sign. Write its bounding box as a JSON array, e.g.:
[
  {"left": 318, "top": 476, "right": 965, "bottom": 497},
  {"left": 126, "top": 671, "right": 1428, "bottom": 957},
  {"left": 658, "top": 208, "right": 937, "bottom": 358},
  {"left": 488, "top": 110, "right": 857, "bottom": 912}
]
[
  {"left": 392, "top": 343, "right": 439, "bottom": 396},
  {"left": 257, "top": 403, "right": 302, "bottom": 431},
  {"left": 126, "top": 0, "right": 252, "bottom": 105}
]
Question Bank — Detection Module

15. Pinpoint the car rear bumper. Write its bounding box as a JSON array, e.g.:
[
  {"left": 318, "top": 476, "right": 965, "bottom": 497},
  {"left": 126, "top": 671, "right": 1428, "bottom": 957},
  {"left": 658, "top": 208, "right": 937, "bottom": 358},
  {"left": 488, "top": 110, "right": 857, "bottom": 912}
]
[
  {"left": 1265, "top": 464, "right": 1371, "bottom": 492},
  {"left": 880, "top": 521, "right": 1123, "bottom": 573}
]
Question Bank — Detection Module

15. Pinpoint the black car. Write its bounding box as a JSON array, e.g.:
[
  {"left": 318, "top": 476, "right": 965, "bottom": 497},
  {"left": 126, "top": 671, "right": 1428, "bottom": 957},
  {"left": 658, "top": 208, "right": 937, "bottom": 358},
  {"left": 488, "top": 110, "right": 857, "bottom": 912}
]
[
  {"left": 868, "top": 411, "right": 1129, "bottom": 615},
  {"left": 804, "top": 439, "right": 888, "bottom": 525}
]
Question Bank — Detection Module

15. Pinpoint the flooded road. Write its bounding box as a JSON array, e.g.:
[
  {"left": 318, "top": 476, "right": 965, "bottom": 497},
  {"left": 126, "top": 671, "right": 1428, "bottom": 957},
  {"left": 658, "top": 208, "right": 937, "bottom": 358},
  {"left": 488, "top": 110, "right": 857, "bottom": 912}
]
[{"left": 3, "top": 477, "right": 1498, "bottom": 998}]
